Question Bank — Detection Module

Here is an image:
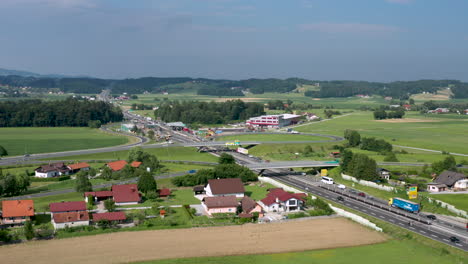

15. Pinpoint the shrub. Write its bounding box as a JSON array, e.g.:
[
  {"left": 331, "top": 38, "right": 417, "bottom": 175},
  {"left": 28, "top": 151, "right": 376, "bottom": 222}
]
[
  {"left": 287, "top": 212, "right": 307, "bottom": 219},
  {"left": 0, "top": 229, "right": 12, "bottom": 243}
]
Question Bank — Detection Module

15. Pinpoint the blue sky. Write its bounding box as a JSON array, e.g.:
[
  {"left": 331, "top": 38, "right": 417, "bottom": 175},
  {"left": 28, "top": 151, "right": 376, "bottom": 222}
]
[{"left": 0, "top": 0, "right": 467, "bottom": 81}]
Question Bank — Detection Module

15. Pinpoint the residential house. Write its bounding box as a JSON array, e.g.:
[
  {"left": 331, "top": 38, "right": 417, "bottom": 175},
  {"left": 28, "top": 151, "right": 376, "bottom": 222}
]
[
  {"left": 427, "top": 183, "right": 448, "bottom": 193},
  {"left": 403, "top": 104, "right": 412, "bottom": 111},
  {"left": 84, "top": 191, "right": 113, "bottom": 203},
  {"left": 453, "top": 179, "right": 468, "bottom": 190},
  {"left": 258, "top": 188, "right": 306, "bottom": 213},
  {"left": 158, "top": 188, "right": 171, "bottom": 198},
  {"left": 240, "top": 196, "right": 263, "bottom": 217},
  {"left": 67, "top": 162, "right": 90, "bottom": 174},
  {"left": 92, "top": 212, "right": 126, "bottom": 224},
  {"left": 428, "top": 108, "right": 450, "bottom": 114},
  {"left": 35, "top": 162, "right": 70, "bottom": 178},
  {"left": 112, "top": 184, "right": 141, "bottom": 205},
  {"left": 377, "top": 168, "right": 391, "bottom": 180},
  {"left": 464, "top": 109, "right": 468, "bottom": 115},
  {"left": 205, "top": 178, "right": 245, "bottom": 198},
  {"left": 1, "top": 200, "right": 34, "bottom": 225},
  {"left": 49, "top": 201, "right": 87, "bottom": 215},
  {"left": 433, "top": 170, "right": 467, "bottom": 188},
  {"left": 106, "top": 160, "right": 142, "bottom": 172},
  {"left": 202, "top": 196, "right": 239, "bottom": 216},
  {"left": 52, "top": 211, "right": 89, "bottom": 229}
]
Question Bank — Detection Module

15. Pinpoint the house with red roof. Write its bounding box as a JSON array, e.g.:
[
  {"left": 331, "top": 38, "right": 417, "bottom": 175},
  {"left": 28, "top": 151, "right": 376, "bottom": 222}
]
[
  {"left": 111, "top": 184, "right": 141, "bottom": 205},
  {"left": 1, "top": 200, "right": 35, "bottom": 225},
  {"left": 84, "top": 191, "right": 113, "bottom": 203},
  {"left": 49, "top": 201, "right": 87, "bottom": 215},
  {"left": 67, "top": 162, "right": 90, "bottom": 173},
  {"left": 92, "top": 212, "right": 126, "bottom": 223},
  {"left": 52, "top": 211, "right": 89, "bottom": 229},
  {"left": 158, "top": 188, "right": 171, "bottom": 198},
  {"left": 106, "top": 160, "right": 142, "bottom": 172},
  {"left": 240, "top": 196, "right": 263, "bottom": 218},
  {"left": 258, "top": 188, "right": 306, "bottom": 213},
  {"left": 202, "top": 196, "right": 239, "bottom": 216},
  {"left": 205, "top": 178, "right": 245, "bottom": 198},
  {"left": 35, "top": 162, "right": 70, "bottom": 178}
]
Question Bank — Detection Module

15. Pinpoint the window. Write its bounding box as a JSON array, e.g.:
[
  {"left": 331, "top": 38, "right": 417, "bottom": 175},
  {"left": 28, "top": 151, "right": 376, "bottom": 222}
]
[{"left": 228, "top": 208, "right": 232, "bottom": 212}]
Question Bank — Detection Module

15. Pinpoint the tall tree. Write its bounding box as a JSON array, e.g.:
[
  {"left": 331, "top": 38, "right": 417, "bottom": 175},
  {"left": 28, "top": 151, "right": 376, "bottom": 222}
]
[
  {"left": 75, "top": 173, "right": 92, "bottom": 193},
  {"left": 0, "top": 145, "right": 7, "bottom": 157},
  {"left": 218, "top": 153, "right": 235, "bottom": 164},
  {"left": 137, "top": 171, "right": 157, "bottom": 194},
  {"left": 23, "top": 220, "right": 35, "bottom": 240}
]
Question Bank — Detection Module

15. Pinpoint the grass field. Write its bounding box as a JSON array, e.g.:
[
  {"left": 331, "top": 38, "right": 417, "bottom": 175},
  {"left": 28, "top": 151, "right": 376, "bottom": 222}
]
[
  {"left": 216, "top": 134, "right": 329, "bottom": 142},
  {"left": 140, "top": 239, "right": 467, "bottom": 264},
  {"left": 295, "top": 111, "right": 468, "bottom": 154},
  {"left": 244, "top": 182, "right": 276, "bottom": 200},
  {"left": 32, "top": 192, "right": 84, "bottom": 212},
  {"left": 429, "top": 194, "right": 468, "bottom": 212},
  {"left": 0, "top": 127, "right": 129, "bottom": 156}
]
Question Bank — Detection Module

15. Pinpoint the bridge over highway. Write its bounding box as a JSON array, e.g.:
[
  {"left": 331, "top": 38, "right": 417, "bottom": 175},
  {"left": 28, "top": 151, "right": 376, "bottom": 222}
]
[{"left": 245, "top": 161, "right": 340, "bottom": 170}]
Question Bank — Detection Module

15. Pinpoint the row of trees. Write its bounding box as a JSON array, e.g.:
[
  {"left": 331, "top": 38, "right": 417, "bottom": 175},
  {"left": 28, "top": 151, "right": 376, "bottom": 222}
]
[
  {"left": 0, "top": 98, "right": 123, "bottom": 127},
  {"left": 0, "top": 171, "right": 30, "bottom": 197},
  {"left": 340, "top": 150, "right": 379, "bottom": 181},
  {"left": 171, "top": 154, "right": 257, "bottom": 187},
  {"left": 344, "top": 130, "right": 393, "bottom": 153},
  {"left": 373, "top": 108, "right": 405, "bottom": 120},
  {"left": 155, "top": 100, "right": 265, "bottom": 124}
]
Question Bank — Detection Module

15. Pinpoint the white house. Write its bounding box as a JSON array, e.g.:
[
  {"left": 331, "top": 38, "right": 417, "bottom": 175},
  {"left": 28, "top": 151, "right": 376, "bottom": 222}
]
[
  {"left": 205, "top": 178, "right": 245, "bottom": 198},
  {"left": 427, "top": 183, "right": 448, "bottom": 193},
  {"left": 52, "top": 211, "right": 89, "bottom": 229},
  {"left": 34, "top": 163, "right": 70, "bottom": 178},
  {"left": 454, "top": 179, "right": 468, "bottom": 190},
  {"left": 258, "top": 188, "right": 306, "bottom": 213}
]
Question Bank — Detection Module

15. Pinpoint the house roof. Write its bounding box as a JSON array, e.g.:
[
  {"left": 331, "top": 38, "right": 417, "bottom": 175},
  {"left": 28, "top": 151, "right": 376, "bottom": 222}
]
[
  {"left": 238, "top": 213, "right": 253, "bottom": 218},
  {"left": 112, "top": 184, "right": 141, "bottom": 203},
  {"left": 130, "top": 161, "right": 142, "bottom": 168},
  {"left": 434, "top": 171, "right": 467, "bottom": 187},
  {"left": 68, "top": 162, "right": 90, "bottom": 170},
  {"left": 159, "top": 188, "right": 171, "bottom": 196},
  {"left": 36, "top": 164, "right": 59, "bottom": 173},
  {"left": 203, "top": 196, "right": 238, "bottom": 209},
  {"left": 260, "top": 195, "right": 277, "bottom": 206},
  {"left": 207, "top": 178, "right": 245, "bottom": 195},
  {"left": 107, "top": 160, "right": 128, "bottom": 171},
  {"left": 1, "top": 200, "right": 35, "bottom": 218},
  {"left": 241, "top": 196, "right": 257, "bottom": 213},
  {"left": 84, "top": 191, "right": 113, "bottom": 198},
  {"left": 427, "top": 183, "right": 447, "bottom": 188},
  {"left": 261, "top": 188, "right": 306, "bottom": 206},
  {"left": 53, "top": 211, "right": 89, "bottom": 223},
  {"left": 193, "top": 185, "right": 205, "bottom": 192},
  {"left": 49, "top": 201, "right": 87, "bottom": 212},
  {"left": 92, "top": 212, "right": 126, "bottom": 222}
]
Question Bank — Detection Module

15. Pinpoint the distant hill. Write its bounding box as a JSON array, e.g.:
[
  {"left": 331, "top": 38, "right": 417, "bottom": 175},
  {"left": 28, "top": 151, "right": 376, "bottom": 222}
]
[{"left": 0, "top": 68, "right": 42, "bottom": 77}]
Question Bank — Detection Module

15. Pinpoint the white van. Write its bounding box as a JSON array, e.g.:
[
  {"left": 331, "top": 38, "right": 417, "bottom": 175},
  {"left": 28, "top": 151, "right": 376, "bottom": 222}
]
[{"left": 321, "top": 176, "right": 334, "bottom": 185}]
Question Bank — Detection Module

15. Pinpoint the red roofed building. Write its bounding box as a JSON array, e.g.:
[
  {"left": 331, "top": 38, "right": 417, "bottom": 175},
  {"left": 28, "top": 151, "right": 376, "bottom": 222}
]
[
  {"left": 92, "top": 212, "right": 126, "bottom": 223},
  {"left": 84, "top": 191, "right": 113, "bottom": 203},
  {"left": 111, "top": 184, "right": 141, "bottom": 205},
  {"left": 258, "top": 188, "right": 306, "bottom": 213},
  {"left": 52, "top": 211, "right": 89, "bottom": 229},
  {"left": 67, "top": 162, "right": 90, "bottom": 173},
  {"left": 1, "top": 200, "right": 35, "bottom": 225},
  {"left": 49, "top": 201, "right": 87, "bottom": 215},
  {"left": 158, "top": 188, "right": 171, "bottom": 198},
  {"left": 205, "top": 178, "right": 245, "bottom": 198},
  {"left": 130, "top": 161, "right": 142, "bottom": 168},
  {"left": 106, "top": 160, "right": 128, "bottom": 172}
]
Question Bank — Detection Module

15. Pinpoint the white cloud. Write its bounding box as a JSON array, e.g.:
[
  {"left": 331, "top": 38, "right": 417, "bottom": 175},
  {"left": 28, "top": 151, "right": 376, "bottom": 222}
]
[{"left": 299, "top": 22, "right": 401, "bottom": 34}]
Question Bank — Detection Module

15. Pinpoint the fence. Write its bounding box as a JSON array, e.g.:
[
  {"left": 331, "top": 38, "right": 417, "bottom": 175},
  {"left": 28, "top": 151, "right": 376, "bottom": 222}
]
[
  {"left": 329, "top": 204, "right": 383, "bottom": 232},
  {"left": 341, "top": 173, "right": 395, "bottom": 192},
  {"left": 427, "top": 197, "right": 467, "bottom": 218}
]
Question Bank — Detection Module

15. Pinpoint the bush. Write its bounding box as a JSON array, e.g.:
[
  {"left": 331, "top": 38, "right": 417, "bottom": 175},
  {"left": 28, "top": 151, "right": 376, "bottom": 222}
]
[
  {"left": 30, "top": 175, "right": 71, "bottom": 182},
  {"left": 287, "top": 212, "right": 307, "bottom": 219},
  {"left": 211, "top": 213, "right": 236, "bottom": 219},
  {"left": 0, "top": 229, "right": 12, "bottom": 243}
]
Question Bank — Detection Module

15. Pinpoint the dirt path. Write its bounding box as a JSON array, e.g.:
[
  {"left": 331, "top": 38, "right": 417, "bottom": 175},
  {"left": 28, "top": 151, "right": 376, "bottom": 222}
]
[{"left": 0, "top": 217, "right": 386, "bottom": 264}]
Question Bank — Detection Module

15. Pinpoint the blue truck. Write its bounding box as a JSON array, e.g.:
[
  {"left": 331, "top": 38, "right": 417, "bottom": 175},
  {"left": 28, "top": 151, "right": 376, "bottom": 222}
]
[{"left": 389, "top": 197, "right": 420, "bottom": 213}]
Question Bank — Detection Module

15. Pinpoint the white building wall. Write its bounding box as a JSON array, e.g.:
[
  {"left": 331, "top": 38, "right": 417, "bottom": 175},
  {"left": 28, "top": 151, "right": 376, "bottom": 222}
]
[
  {"left": 35, "top": 171, "right": 57, "bottom": 178},
  {"left": 53, "top": 220, "right": 89, "bottom": 229}
]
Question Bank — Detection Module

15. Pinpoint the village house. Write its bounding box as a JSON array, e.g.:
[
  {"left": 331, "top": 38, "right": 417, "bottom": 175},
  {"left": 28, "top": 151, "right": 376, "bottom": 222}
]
[
  {"left": 205, "top": 178, "right": 245, "bottom": 198},
  {"left": 84, "top": 191, "right": 113, "bottom": 203},
  {"left": 202, "top": 196, "right": 239, "bottom": 216},
  {"left": 427, "top": 108, "right": 450, "bottom": 114},
  {"left": 427, "top": 183, "right": 448, "bottom": 193},
  {"left": 158, "top": 188, "right": 171, "bottom": 198},
  {"left": 106, "top": 160, "right": 142, "bottom": 172},
  {"left": 433, "top": 170, "right": 467, "bottom": 189},
  {"left": 35, "top": 162, "right": 70, "bottom": 178},
  {"left": 112, "top": 184, "right": 141, "bottom": 205},
  {"left": 52, "top": 211, "right": 89, "bottom": 229},
  {"left": 1, "top": 200, "right": 35, "bottom": 225},
  {"left": 453, "top": 179, "right": 468, "bottom": 190},
  {"left": 49, "top": 201, "right": 87, "bottom": 215},
  {"left": 67, "top": 162, "right": 90, "bottom": 174},
  {"left": 403, "top": 104, "right": 412, "bottom": 111},
  {"left": 92, "top": 212, "right": 127, "bottom": 224},
  {"left": 258, "top": 188, "right": 307, "bottom": 213},
  {"left": 240, "top": 196, "right": 263, "bottom": 218},
  {"left": 377, "top": 168, "right": 391, "bottom": 180}
]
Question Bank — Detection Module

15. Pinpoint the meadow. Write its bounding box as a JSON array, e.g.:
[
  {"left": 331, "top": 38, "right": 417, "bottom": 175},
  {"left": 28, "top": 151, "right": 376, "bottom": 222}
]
[
  {"left": 0, "top": 127, "right": 129, "bottom": 156},
  {"left": 429, "top": 194, "right": 468, "bottom": 212},
  {"left": 216, "top": 134, "right": 330, "bottom": 142}
]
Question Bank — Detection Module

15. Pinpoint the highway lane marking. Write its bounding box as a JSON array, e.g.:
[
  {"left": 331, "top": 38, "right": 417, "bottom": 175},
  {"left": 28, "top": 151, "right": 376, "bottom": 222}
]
[
  {"left": 409, "top": 227, "right": 415, "bottom": 230},
  {"left": 420, "top": 230, "right": 426, "bottom": 234},
  {"left": 370, "top": 212, "right": 376, "bottom": 215},
  {"left": 389, "top": 219, "right": 395, "bottom": 222},
  {"left": 443, "top": 239, "right": 449, "bottom": 242},
  {"left": 431, "top": 234, "right": 438, "bottom": 238}
]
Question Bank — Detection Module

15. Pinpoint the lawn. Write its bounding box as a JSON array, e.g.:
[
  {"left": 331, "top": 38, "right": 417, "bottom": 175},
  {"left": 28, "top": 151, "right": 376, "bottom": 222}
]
[
  {"left": 216, "top": 134, "right": 330, "bottom": 142},
  {"left": 42, "top": 146, "right": 219, "bottom": 163},
  {"left": 160, "top": 163, "right": 214, "bottom": 174},
  {"left": 429, "top": 194, "right": 468, "bottom": 212},
  {"left": 295, "top": 111, "right": 468, "bottom": 155},
  {"left": 0, "top": 127, "right": 129, "bottom": 156},
  {"left": 32, "top": 192, "right": 84, "bottom": 212},
  {"left": 138, "top": 239, "right": 467, "bottom": 264},
  {"left": 244, "top": 182, "right": 276, "bottom": 200},
  {"left": 122, "top": 189, "right": 201, "bottom": 208}
]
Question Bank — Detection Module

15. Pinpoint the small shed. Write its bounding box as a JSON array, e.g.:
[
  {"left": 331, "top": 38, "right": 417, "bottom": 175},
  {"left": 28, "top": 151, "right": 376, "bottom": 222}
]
[
  {"left": 158, "top": 188, "right": 171, "bottom": 198},
  {"left": 193, "top": 185, "right": 205, "bottom": 195}
]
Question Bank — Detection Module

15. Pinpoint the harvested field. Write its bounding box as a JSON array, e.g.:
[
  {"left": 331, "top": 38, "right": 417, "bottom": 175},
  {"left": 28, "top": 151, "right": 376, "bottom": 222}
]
[
  {"left": 0, "top": 217, "right": 386, "bottom": 264},
  {"left": 375, "top": 118, "right": 440, "bottom": 123}
]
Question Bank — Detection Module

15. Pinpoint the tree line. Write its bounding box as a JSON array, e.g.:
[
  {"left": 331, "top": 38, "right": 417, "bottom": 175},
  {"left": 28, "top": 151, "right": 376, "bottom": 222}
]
[
  {"left": 0, "top": 98, "right": 123, "bottom": 127},
  {"left": 0, "top": 170, "right": 30, "bottom": 197},
  {"left": 155, "top": 100, "right": 265, "bottom": 124}
]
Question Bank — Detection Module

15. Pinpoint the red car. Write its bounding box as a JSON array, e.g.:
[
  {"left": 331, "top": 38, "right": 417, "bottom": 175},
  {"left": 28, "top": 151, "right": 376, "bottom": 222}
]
[{"left": 358, "top": 192, "right": 366, "bottom": 197}]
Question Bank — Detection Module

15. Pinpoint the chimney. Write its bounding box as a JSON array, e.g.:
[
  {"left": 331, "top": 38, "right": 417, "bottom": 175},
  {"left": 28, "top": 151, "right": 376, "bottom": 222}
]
[{"left": 275, "top": 197, "right": 279, "bottom": 203}]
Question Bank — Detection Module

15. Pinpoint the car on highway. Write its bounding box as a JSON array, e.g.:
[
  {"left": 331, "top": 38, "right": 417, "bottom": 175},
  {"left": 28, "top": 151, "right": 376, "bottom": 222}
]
[
  {"left": 426, "top": 215, "right": 437, "bottom": 220},
  {"left": 449, "top": 236, "right": 460, "bottom": 243},
  {"left": 337, "top": 196, "right": 344, "bottom": 201},
  {"left": 358, "top": 192, "right": 366, "bottom": 197},
  {"left": 337, "top": 184, "right": 346, "bottom": 190}
]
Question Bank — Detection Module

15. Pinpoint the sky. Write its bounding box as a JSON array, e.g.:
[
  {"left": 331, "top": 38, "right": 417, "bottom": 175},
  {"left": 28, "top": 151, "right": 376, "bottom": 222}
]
[{"left": 0, "top": 0, "right": 467, "bottom": 81}]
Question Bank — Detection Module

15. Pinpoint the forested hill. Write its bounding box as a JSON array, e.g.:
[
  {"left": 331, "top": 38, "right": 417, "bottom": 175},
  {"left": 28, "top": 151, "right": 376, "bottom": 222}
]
[
  {"left": 0, "top": 98, "right": 123, "bottom": 127},
  {"left": 0, "top": 74, "right": 467, "bottom": 99}
]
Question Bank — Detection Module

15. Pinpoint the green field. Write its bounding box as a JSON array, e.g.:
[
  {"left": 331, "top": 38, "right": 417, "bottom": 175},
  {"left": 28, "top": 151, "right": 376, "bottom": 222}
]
[
  {"left": 138, "top": 239, "right": 467, "bottom": 264},
  {"left": 244, "top": 182, "right": 275, "bottom": 200},
  {"left": 32, "top": 192, "right": 84, "bottom": 212},
  {"left": 429, "top": 194, "right": 468, "bottom": 212},
  {"left": 216, "top": 134, "right": 329, "bottom": 142},
  {"left": 0, "top": 127, "right": 129, "bottom": 156},
  {"left": 295, "top": 112, "right": 468, "bottom": 154}
]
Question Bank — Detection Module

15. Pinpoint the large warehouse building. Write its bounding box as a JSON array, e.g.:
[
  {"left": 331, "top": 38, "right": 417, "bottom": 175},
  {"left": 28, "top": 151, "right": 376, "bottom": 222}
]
[{"left": 246, "top": 114, "right": 301, "bottom": 128}]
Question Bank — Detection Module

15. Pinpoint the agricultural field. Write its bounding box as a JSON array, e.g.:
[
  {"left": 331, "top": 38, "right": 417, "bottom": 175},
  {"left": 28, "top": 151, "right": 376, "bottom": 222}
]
[
  {"left": 295, "top": 111, "right": 468, "bottom": 154},
  {"left": 0, "top": 218, "right": 387, "bottom": 264},
  {"left": 0, "top": 127, "right": 129, "bottom": 156},
  {"left": 216, "top": 133, "right": 330, "bottom": 142}
]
